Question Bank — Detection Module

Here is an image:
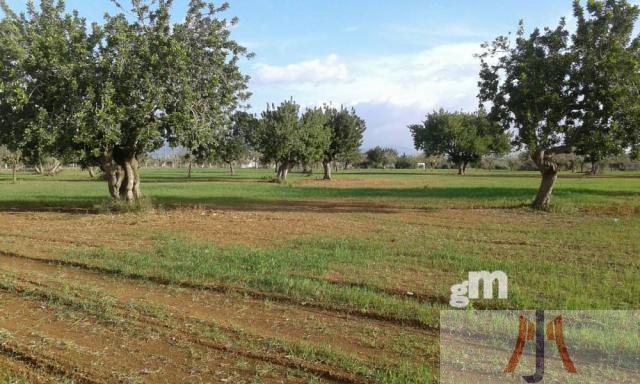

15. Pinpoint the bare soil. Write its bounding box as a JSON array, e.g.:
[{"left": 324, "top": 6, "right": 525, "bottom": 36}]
[{"left": 0, "top": 206, "right": 436, "bottom": 383}]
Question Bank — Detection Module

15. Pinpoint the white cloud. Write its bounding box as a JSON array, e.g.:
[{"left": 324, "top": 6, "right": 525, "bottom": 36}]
[
  {"left": 252, "top": 43, "right": 481, "bottom": 109},
  {"left": 249, "top": 43, "right": 484, "bottom": 151},
  {"left": 254, "top": 54, "right": 348, "bottom": 84}
]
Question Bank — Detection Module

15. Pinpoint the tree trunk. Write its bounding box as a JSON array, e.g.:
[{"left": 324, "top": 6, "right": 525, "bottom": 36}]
[
  {"left": 589, "top": 161, "right": 600, "bottom": 176},
  {"left": 532, "top": 149, "right": 559, "bottom": 210},
  {"left": 102, "top": 150, "right": 142, "bottom": 203},
  {"left": 88, "top": 167, "right": 96, "bottom": 178},
  {"left": 323, "top": 161, "right": 332, "bottom": 180},
  {"left": 102, "top": 156, "right": 123, "bottom": 199},
  {"left": 117, "top": 160, "right": 134, "bottom": 201},
  {"left": 11, "top": 164, "right": 17, "bottom": 184},
  {"left": 131, "top": 157, "right": 142, "bottom": 201},
  {"left": 277, "top": 162, "right": 290, "bottom": 183},
  {"left": 457, "top": 162, "right": 465, "bottom": 175},
  {"left": 187, "top": 159, "right": 193, "bottom": 178},
  {"left": 229, "top": 162, "right": 235, "bottom": 176},
  {"left": 48, "top": 160, "right": 61, "bottom": 176}
]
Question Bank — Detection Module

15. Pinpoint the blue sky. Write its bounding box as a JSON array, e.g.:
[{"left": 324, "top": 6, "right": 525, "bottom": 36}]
[{"left": 3, "top": 1, "right": 605, "bottom": 153}]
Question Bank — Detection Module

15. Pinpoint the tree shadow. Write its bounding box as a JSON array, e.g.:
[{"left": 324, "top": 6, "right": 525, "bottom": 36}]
[{"left": 0, "top": 183, "right": 637, "bottom": 214}]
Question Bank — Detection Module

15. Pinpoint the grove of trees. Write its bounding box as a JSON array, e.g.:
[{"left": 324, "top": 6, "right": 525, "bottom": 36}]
[
  {"left": 2, "top": 0, "right": 639, "bottom": 212},
  {"left": 0, "top": 0, "right": 367, "bottom": 194},
  {"left": 0, "top": 0, "right": 251, "bottom": 201}
]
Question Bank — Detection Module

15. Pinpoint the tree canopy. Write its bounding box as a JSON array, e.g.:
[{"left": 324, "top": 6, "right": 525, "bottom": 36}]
[
  {"left": 566, "top": 0, "right": 640, "bottom": 174},
  {"left": 364, "top": 146, "right": 398, "bottom": 169},
  {"left": 256, "top": 99, "right": 331, "bottom": 182},
  {"left": 0, "top": 0, "right": 92, "bottom": 167},
  {"left": 409, "top": 109, "right": 510, "bottom": 175},
  {"left": 479, "top": 0, "right": 640, "bottom": 209},
  {"left": 321, "top": 106, "right": 366, "bottom": 180},
  {"left": 0, "top": 0, "right": 251, "bottom": 201}
]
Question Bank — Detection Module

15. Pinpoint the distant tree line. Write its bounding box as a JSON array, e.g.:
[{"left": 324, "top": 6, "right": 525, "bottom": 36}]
[{"left": 0, "top": 0, "right": 366, "bottom": 197}]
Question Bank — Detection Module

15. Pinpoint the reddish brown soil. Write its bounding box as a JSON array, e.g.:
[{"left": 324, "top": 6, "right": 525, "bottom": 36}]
[
  {"left": 1, "top": 206, "right": 568, "bottom": 382},
  {"left": 0, "top": 292, "right": 314, "bottom": 383},
  {"left": 0, "top": 208, "right": 384, "bottom": 251},
  {"left": 0, "top": 253, "right": 434, "bottom": 361},
  {"left": 0, "top": 249, "right": 435, "bottom": 382}
]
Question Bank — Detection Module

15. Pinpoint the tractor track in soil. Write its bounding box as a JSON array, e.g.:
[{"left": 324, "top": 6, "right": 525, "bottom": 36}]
[
  {"left": 0, "top": 250, "right": 437, "bottom": 382},
  {"left": 0, "top": 289, "right": 317, "bottom": 383},
  {"left": 0, "top": 249, "right": 437, "bottom": 332},
  {"left": 0, "top": 281, "right": 365, "bottom": 384}
]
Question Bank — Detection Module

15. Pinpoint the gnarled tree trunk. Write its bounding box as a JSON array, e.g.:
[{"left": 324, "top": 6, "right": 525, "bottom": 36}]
[
  {"left": 532, "top": 149, "right": 559, "bottom": 210},
  {"left": 45, "top": 160, "right": 61, "bottom": 176},
  {"left": 229, "top": 162, "right": 235, "bottom": 176},
  {"left": 589, "top": 161, "right": 600, "bottom": 176},
  {"left": 101, "top": 156, "right": 123, "bottom": 199},
  {"left": 322, "top": 160, "right": 332, "bottom": 180},
  {"left": 276, "top": 161, "right": 290, "bottom": 183},
  {"left": 130, "top": 157, "right": 142, "bottom": 201},
  {"left": 102, "top": 150, "right": 142, "bottom": 202},
  {"left": 457, "top": 161, "right": 468, "bottom": 175}
]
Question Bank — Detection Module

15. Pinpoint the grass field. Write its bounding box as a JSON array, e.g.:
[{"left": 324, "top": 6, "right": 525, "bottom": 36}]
[{"left": 0, "top": 167, "right": 638, "bottom": 383}]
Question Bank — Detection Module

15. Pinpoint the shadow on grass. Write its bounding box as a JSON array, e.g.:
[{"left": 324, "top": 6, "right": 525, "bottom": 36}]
[
  {"left": 0, "top": 183, "right": 636, "bottom": 214},
  {"left": 0, "top": 186, "right": 533, "bottom": 214}
]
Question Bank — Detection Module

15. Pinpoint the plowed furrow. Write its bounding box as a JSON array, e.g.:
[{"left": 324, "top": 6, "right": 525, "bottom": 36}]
[{"left": 0, "top": 249, "right": 436, "bottom": 331}]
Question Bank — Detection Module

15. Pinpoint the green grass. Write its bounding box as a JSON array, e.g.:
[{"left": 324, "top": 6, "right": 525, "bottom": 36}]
[
  {"left": 0, "top": 374, "right": 29, "bottom": 384},
  {"left": 60, "top": 209, "right": 640, "bottom": 330},
  {"left": 63, "top": 236, "right": 441, "bottom": 327},
  {"left": 1, "top": 167, "right": 639, "bottom": 382},
  {"left": 1, "top": 167, "right": 639, "bottom": 211}
]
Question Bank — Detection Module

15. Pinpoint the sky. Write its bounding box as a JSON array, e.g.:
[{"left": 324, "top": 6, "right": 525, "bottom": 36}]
[{"left": 2, "top": 0, "right": 606, "bottom": 154}]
